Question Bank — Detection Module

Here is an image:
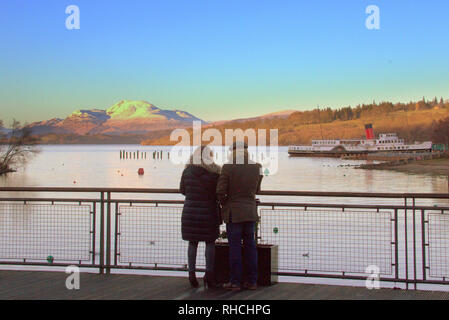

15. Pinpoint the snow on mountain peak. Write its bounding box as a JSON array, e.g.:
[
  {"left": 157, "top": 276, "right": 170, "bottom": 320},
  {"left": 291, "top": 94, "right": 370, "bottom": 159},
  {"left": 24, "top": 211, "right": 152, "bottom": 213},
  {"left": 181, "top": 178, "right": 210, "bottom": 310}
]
[{"left": 106, "top": 100, "right": 162, "bottom": 119}]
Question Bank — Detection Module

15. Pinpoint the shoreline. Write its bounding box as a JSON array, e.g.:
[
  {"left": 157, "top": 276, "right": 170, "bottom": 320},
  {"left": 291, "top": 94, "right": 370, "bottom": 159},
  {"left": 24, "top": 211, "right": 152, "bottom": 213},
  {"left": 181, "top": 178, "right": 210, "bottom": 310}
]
[{"left": 358, "top": 157, "right": 449, "bottom": 177}]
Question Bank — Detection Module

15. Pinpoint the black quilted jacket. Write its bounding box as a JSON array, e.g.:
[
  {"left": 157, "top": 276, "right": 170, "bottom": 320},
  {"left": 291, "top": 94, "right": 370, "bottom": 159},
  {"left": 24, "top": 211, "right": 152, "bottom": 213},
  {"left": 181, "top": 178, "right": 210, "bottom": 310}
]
[{"left": 180, "top": 165, "right": 220, "bottom": 242}]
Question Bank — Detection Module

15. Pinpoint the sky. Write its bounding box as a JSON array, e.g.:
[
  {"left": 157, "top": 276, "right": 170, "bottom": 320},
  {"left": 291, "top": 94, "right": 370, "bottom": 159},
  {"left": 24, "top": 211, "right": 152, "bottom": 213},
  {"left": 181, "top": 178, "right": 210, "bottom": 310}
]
[{"left": 0, "top": 0, "right": 448, "bottom": 125}]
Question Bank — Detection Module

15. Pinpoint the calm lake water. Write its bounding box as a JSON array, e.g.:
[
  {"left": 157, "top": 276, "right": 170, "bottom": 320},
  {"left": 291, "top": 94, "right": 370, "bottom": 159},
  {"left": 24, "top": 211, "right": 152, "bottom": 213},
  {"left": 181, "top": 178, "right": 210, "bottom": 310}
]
[
  {"left": 1, "top": 144, "right": 447, "bottom": 192},
  {"left": 1, "top": 144, "right": 448, "bottom": 208}
]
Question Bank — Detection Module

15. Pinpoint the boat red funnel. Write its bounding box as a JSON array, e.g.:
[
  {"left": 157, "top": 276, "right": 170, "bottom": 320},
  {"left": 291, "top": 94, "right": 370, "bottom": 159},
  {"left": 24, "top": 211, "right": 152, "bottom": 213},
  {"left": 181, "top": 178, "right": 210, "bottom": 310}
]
[{"left": 365, "top": 124, "right": 375, "bottom": 140}]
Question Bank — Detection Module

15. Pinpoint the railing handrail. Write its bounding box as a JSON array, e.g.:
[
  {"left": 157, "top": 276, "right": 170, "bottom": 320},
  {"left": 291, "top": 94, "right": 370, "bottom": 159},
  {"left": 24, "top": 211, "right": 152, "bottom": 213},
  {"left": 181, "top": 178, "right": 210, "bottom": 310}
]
[
  {"left": 2, "top": 198, "right": 448, "bottom": 211},
  {"left": 0, "top": 186, "right": 448, "bottom": 199}
]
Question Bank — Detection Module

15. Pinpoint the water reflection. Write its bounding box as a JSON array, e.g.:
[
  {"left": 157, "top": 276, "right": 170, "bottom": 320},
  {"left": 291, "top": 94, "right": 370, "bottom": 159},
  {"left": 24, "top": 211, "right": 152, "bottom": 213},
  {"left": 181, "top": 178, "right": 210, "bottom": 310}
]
[{"left": 0, "top": 145, "right": 447, "bottom": 205}]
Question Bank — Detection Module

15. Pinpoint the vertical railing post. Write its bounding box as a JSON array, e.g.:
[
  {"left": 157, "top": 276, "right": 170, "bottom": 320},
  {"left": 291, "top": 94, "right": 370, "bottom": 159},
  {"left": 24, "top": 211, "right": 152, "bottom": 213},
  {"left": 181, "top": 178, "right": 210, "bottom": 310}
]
[
  {"left": 106, "top": 191, "right": 112, "bottom": 274},
  {"left": 412, "top": 197, "right": 417, "bottom": 290},
  {"left": 92, "top": 201, "right": 96, "bottom": 266},
  {"left": 421, "top": 209, "right": 427, "bottom": 282},
  {"left": 394, "top": 209, "right": 399, "bottom": 282},
  {"left": 114, "top": 202, "right": 119, "bottom": 266},
  {"left": 404, "top": 196, "right": 409, "bottom": 290},
  {"left": 255, "top": 199, "right": 260, "bottom": 243},
  {"left": 99, "top": 192, "right": 105, "bottom": 274}
]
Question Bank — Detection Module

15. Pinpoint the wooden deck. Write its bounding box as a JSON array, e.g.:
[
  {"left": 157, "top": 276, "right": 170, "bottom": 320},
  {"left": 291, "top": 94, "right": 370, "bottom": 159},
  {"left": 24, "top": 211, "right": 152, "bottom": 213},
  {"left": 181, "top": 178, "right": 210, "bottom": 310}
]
[{"left": 0, "top": 270, "right": 448, "bottom": 300}]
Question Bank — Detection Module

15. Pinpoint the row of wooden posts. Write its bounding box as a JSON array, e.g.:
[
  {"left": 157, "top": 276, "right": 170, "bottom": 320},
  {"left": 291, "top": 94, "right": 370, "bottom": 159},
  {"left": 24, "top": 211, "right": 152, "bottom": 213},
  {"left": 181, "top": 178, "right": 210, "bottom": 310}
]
[
  {"left": 119, "top": 150, "right": 169, "bottom": 160},
  {"left": 120, "top": 150, "right": 268, "bottom": 161}
]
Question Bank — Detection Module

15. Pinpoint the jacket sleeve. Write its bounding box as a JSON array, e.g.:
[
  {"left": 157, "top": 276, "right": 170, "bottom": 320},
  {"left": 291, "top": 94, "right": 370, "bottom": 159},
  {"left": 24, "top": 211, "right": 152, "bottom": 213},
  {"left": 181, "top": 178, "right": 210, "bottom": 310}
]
[
  {"left": 216, "top": 164, "right": 229, "bottom": 204},
  {"left": 179, "top": 170, "right": 186, "bottom": 195},
  {"left": 257, "top": 175, "right": 263, "bottom": 194},
  {"left": 256, "top": 164, "right": 263, "bottom": 193}
]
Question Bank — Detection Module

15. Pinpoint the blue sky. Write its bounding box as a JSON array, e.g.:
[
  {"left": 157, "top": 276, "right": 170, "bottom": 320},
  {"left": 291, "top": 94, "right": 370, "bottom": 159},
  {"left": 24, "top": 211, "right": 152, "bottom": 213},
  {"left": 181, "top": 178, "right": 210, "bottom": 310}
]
[{"left": 0, "top": 0, "right": 448, "bottom": 124}]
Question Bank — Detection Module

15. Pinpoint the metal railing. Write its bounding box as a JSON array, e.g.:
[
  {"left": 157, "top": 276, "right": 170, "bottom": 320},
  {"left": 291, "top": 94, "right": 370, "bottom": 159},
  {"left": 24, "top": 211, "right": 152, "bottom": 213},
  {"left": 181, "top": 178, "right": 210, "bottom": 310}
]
[{"left": 0, "top": 187, "right": 448, "bottom": 290}]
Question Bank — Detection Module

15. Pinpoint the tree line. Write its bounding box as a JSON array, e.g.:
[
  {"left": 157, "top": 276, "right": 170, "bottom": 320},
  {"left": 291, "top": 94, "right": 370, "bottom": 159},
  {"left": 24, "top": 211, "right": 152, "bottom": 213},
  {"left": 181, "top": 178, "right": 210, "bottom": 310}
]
[{"left": 287, "top": 97, "right": 449, "bottom": 125}]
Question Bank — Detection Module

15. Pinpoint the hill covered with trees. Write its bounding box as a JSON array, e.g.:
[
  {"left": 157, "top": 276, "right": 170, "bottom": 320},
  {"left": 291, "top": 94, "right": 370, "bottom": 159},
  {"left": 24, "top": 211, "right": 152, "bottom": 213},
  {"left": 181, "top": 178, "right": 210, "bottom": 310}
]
[{"left": 142, "top": 97, "right": 449, "bottom": 146}]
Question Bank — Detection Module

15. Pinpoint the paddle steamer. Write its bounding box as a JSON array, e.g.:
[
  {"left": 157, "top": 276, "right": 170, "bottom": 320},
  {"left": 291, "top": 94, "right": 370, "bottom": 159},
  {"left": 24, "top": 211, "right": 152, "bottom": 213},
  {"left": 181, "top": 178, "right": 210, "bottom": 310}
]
[{"left": 288, "top": 124, "right": 432, "bottom": 157}]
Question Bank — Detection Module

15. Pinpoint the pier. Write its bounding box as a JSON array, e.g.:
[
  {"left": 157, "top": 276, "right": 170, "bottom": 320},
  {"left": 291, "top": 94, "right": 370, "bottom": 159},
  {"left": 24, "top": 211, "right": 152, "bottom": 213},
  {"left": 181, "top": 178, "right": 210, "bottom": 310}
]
[
  {"left": 119, "top": 150, "right": 169, "bottom": 160},
  {"left": 1, "top": 270, "right": 448, "bottom": 300},
  {"left": 0, "top": 187, "right": 448, "bottom": 299},
  {"left": 343, "top": 151, "right": 445, "bottom": 162}
]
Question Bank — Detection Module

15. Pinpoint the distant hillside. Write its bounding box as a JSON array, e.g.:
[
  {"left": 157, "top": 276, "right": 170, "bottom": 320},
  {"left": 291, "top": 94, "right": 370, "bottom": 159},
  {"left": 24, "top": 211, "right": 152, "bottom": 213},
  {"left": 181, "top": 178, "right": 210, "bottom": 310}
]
[
  {"left": 261, "top": 110, "right": 297, "bottom": 118},
  {"left": 36, "top": 129, "right": 173, "bottom": 145},
  {"left": 26, "top": 100, "right": 206, "bottom": 136},
  {"left": 209, "top": 109, "right": 296, "bottom": 126},
  {"left": 142, "top": 98, "right": 449, "bottom": 146},
  {"left": 0, "top": 126, "right": 12, "bottom": 135}
]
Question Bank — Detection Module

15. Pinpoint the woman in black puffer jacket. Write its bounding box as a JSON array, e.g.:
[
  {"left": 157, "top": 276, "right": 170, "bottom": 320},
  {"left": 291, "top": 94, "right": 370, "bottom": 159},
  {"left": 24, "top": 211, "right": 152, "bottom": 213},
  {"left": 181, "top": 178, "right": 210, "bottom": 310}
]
[{"left": 180, "top": 145, "right": 221, "bottom": 288}]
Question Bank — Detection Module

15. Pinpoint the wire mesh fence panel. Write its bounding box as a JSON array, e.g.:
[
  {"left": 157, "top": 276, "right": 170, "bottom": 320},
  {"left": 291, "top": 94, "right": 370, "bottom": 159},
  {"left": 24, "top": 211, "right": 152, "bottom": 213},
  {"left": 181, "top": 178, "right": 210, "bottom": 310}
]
[
  {"left": 0, "top": 202, "right": 92, "bottom": 262},
  {"left": 259, "top": 208, "right": 393, "bottom": 275},
  {"left": 427, "top": 213, "right": 449, "bottom": 278},
  {"left": 118, "top": 205, "right": 209, "bottom": 267}
]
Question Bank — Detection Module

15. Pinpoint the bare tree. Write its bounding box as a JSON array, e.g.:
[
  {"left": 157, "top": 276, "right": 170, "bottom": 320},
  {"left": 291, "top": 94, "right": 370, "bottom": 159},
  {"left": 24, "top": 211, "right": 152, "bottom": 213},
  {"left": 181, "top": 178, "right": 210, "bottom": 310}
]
[{"left": 0, "top": 120, "right": 39, "bottom": 175}]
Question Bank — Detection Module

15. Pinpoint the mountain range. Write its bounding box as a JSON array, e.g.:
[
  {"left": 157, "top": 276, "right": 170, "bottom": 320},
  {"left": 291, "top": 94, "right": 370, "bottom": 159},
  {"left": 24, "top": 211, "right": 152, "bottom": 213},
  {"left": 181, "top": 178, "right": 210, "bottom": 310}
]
[
  {"left": 25, "top": 100, "right": 205, "bottom": 136},
  {"left": 4, "top": 97, "right": 448, "bottom": 145},
  {"left": 0, "top": 127, "right": 12, "bottom": 135}
]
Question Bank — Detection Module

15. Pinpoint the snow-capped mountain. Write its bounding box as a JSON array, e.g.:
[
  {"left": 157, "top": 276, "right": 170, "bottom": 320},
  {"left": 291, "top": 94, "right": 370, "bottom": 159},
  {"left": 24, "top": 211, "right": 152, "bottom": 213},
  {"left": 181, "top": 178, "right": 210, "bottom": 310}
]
[
  {"left": 0, "top": 126, "right": 12, "bottom": 135},
  {"left": 27, "top": 100, "right": 206, "bottom": 135}
]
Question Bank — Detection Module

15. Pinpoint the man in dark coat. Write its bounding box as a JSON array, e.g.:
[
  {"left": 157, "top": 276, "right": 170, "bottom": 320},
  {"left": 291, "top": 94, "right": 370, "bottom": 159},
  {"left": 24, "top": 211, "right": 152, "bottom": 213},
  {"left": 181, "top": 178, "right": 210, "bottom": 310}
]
[
  {"left": 180, "top": 146, "right": 221, "bottom": 288},
  {"left": 216, "top": 141, "right": 263, "bottom": 290}
]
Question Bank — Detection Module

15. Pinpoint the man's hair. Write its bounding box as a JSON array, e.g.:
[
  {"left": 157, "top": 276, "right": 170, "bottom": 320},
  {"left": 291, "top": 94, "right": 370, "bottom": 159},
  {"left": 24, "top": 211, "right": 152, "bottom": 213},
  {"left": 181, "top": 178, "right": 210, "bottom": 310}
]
[{"left": 229, "top": 141, "right": 248, "bottom": 151}]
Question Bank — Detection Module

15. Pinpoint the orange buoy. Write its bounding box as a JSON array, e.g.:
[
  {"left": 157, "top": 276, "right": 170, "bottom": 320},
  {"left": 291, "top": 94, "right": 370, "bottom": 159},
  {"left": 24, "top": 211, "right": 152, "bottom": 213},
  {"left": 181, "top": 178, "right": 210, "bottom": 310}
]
[{"left": 138, "top": 168, "right": 144, "bottom": 175}]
